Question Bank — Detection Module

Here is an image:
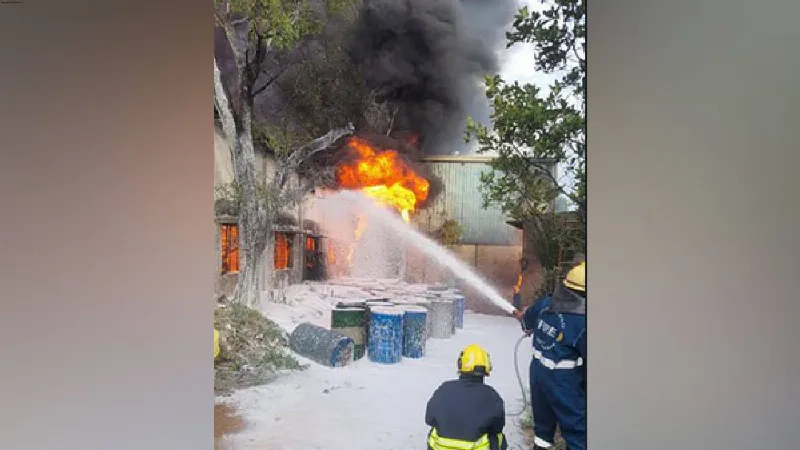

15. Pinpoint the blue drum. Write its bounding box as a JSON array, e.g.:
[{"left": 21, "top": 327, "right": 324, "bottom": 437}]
[
  {"left": 367, "top": 307, "right": 404, "bottom": 364},
  {"left": 401, "top": 306, "right": 428, "bottom": 358}
]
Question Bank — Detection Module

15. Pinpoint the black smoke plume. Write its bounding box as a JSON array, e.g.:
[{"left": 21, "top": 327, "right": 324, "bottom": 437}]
[{"left": 347, "top": 0, "right": 517, "bottom": 155}]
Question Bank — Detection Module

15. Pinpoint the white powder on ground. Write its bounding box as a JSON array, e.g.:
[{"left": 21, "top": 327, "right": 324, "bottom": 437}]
[{"left": 232, "top": 282, "right": 533, "bottom": 450}]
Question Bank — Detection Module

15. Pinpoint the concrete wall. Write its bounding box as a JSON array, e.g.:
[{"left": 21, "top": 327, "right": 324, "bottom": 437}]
[
  {"left": 214, "top": 129, "right": 234, "bottom": 188},
  {"left": 267, "top": 231, "right": 305, "bottom": 292},
  {"left": 213, "top": 125, "right": 312, "bottom": 300},
  {"left": 214, "top": 124, "right": 269, "bottom": 188}
]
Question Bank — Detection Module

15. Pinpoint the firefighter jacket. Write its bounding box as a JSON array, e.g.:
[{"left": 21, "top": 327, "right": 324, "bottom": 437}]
[
  {"left": 425, "top": 375, "right": 508, "bottom": 450},
  {"left": 521, "top": 284, "right": 587, "bottom": 372},
  {"left": 521, "top": 285, "right": 587, "bottom": 450}
]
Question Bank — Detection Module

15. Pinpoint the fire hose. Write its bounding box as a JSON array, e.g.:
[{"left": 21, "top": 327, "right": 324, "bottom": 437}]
[
  {"left": 461, "top": 333, "right": 531, "bottom": 450},
  {"left": 506, "top": 332, "right": 532, "bottom": 418}
]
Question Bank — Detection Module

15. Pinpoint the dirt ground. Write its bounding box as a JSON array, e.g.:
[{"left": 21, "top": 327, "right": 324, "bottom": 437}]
[{"left": 215, "top": 403, "right": 246, "bottom": 450}]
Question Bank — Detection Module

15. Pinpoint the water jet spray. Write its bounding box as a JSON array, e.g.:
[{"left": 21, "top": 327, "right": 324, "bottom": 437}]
[{"left": 333, "top": 190, "right": 516, "bottom": 315}]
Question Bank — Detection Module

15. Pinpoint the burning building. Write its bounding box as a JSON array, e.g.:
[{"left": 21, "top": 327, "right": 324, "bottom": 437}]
[
  {"left": 212, "top": 0, "right": 529, "bottom": 301},
  {"left": 335, "top": 136, "right": 430, "bottom": 223},
  {"left": 213, "top": 120, "right": 328, "bottom": 301},
  {"left": 311, "top": 135, "right": 432, "bottom": 280}
]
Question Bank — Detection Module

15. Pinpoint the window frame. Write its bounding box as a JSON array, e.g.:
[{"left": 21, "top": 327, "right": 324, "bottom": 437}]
[
  {"left": 220, "top": 223, "right": 240, "bottom": 274},
  {"left": 274, "top": 231, "right": 294, "bottom": 270}
]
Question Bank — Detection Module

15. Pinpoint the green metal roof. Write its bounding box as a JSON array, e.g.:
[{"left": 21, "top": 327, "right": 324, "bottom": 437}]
[{"left": 418, "top": 156, "right": 555, "bottom": 245}]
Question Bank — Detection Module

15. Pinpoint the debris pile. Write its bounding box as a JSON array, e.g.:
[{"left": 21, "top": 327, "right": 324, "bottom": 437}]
[{"left": 214, "top": 302, "right": 306, "bottom": 394}]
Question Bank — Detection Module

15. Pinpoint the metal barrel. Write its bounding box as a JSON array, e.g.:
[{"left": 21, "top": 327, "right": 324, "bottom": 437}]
[
  {"left": 289, "top": 322, "right": 354, "bottom": 367},
  {"left": 335, "top": 301, "right": 367, "bottom": 309},
  {"left": 401, "top": 306, "right": 428, "bottom": 358},
  {"left": 365, "top": 300, "right": 394, "bottom": 308},
  {"left": 448, "top": 297, "right": 457, "bottom": 334},
  {"left": 414, "top": 300, "right": 433, "bottom": 340},
  {"left": 331, "top": 307, "right": 367, "bottom": 360},
  {"left": 364, "top": 301, "right": 395, "bottom": 345},
  {"left": 428, "top": 298, "right": 455, "bottom": 339},
  {"left": 452, "top": 295, "right": 465, "bottom": 329},
  {"left": 367, "top": 307, "right": 404, "bottom": 364}
]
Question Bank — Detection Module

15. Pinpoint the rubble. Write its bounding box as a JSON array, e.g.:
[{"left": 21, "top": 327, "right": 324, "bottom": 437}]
[{"left": 214, "top": 302, "right": 306, "bottom": 394}]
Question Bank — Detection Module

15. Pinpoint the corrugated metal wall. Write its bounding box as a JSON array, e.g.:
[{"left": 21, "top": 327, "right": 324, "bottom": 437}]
[{"left": 418, "top": 158, "right": 519, "bottom": 246}]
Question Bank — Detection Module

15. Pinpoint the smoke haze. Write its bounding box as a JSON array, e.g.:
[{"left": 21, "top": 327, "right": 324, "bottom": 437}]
[{"left": 347, "top": 0, "right": 518, "bottom": 155}]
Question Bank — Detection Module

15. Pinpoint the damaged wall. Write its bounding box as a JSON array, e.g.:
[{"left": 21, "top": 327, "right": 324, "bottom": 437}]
[{"left": 213, "top": 124, "right": 314, "bottom": 301}]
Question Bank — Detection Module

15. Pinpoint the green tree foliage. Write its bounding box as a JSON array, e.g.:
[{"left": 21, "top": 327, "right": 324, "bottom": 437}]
[
  {"left": 529, "top": 212, "right": 584, "bottom": 297},
  {"left": 213, "top": 0, "right": 356, "bottom": 306},
  {"left": 465, "top": 0, "right": 585, "bottom": 226},
  {"left": 435, "top": 217, "right": 465, "bottom": 248}
]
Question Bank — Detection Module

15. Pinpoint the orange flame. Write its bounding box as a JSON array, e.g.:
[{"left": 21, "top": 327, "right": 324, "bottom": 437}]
[
  {"left": 327, "top": 240, "right": 336, "bottom": 265},
  {"left": 346, "top": 214, "right": 367, "bottom": 267},
  {"left": 514, "top": 274, "right": 523, "bottom": 294},
  {"left": 336, "top": 136, "right": 429, "bottom": 223}
]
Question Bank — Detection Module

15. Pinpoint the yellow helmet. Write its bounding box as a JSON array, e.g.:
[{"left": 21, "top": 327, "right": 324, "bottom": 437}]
[
  {"left": 563, "top": 261, "right": 586, "bottom": 293},
  {"left": 214, "top": 329, "right": 221, "bottom": 359},
  {"left": 457, "top": 344, "right": 492, "bottom": 376}
]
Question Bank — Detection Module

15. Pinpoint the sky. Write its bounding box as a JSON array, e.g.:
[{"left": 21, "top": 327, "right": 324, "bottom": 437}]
[
  {"left": 499, "top": 0, "right": 558, "bottom": 93},
  {"left": 494, "top": 0, "right": 580, "bottom": 208}
]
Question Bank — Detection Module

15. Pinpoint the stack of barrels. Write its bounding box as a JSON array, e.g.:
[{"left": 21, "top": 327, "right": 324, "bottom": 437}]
[
  {"left": 327, "top": 289, "right": 467, "bottom": 366},
  {"left": 419, "top": 289, "right": 466, "bottom": 339},
  {"left": 328, "top": 298, "right": 431, "bottom": 365}
]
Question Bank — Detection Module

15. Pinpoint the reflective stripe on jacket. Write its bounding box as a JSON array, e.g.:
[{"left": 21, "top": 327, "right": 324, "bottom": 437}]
[
  {"left": 425, "top": 376, "right": 508, "bottom": 450},
  {"left": 521, "top": 290, "right": 586, "bottom": 370},
  {"left": 428, "top": 427, "right": 505, "bottom": 450}
]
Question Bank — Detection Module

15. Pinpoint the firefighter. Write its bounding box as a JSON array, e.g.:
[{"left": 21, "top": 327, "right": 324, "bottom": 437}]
[
  {"left": 425, "top": 344, "right": 508, "bottom": 450},
  {"left": 513, "top": 261, "right": 586, "bottom": 450}
]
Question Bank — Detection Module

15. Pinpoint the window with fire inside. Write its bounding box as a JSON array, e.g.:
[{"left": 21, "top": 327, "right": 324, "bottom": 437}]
[
  {"left": 274, "top": 232, "right": 294, "bottom": 270},
  {"left": 220, "top": 223, "right": 240, "bottom": 274}
]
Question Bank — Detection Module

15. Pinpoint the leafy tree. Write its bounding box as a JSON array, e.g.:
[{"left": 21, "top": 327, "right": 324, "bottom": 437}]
[
  {"left": 466, "top": 0, "right": 584, "bottom": 221},
  {"left": 435, "top": 217, "right": 465, "bottom": 249},
  {"left": 213, "top": 0, "right": 356, "bottom": 307},
  {"left": 465, "top": 0, "right": 585, "bottom": 284}
]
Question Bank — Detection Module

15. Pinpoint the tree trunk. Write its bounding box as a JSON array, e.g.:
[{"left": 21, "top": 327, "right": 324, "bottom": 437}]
[
  {"left": 214, "top": 53, "right": 354, "bottom": 306},
  {"left": 231, "top": 114, "right": 273, "bottom": 307},
  {"left": 215, "top": 59, "right": 272, "bottom": 308}
]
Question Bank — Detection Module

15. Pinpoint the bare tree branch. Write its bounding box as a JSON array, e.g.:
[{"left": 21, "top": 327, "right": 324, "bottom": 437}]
[
  {"left": 274, "top": 172, "right": 330, "bottom": 210},
  {"left": 386, "top": 105, "right": 400, "bottom": 136},
  {"left": 252, "top": 64, "right": 290, "bottom": 97},
  {"left": 272, "top": 123, "right": 355, "bottom": 192},
  {"left": 214, "top": 59, "right": 238, "bottom": 150}
]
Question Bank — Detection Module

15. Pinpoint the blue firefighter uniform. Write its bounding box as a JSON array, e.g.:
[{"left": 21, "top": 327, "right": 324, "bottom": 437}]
[
  {"left": 425, "top": 345, "right": 508, "bottom": 450},
  {"left": 520, "top": 270, "right": 586, "bottom": 450}
]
